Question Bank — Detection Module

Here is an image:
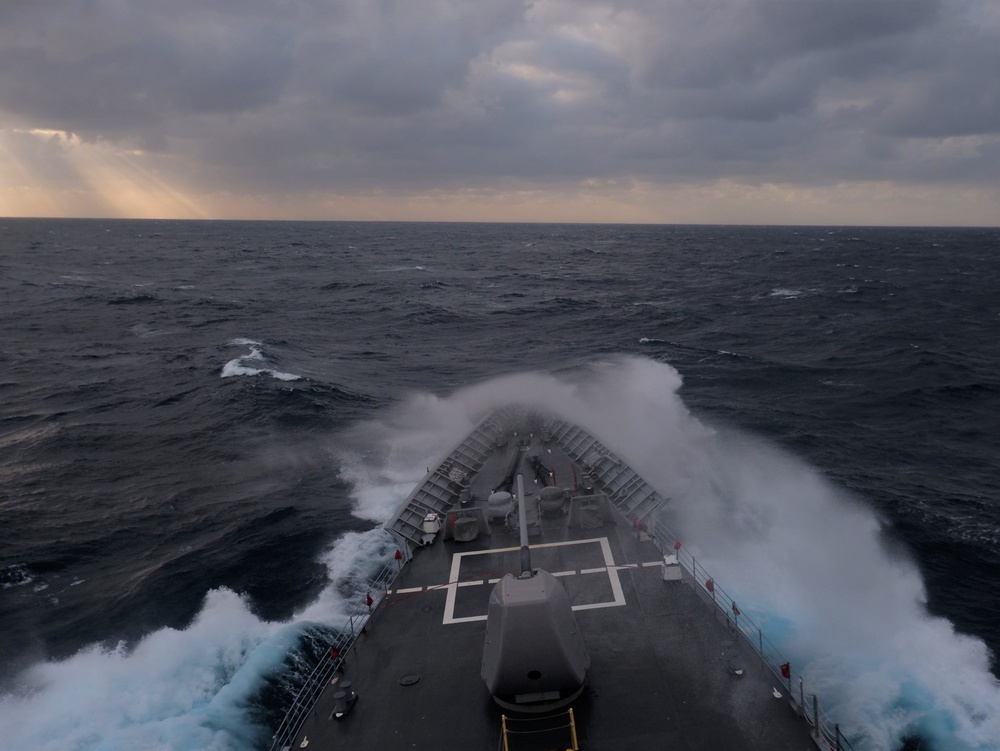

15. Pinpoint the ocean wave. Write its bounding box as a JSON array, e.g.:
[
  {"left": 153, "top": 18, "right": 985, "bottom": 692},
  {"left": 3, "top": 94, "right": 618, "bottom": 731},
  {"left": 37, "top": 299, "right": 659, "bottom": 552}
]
[
  {"left": 106, "top": 292, "right": 160, "bottom": 305},
  {"left": 769, "top": 287, "right": 804, "bottom": 299},
  {"left": 221, "top": 340, "right": 302, "bottom": 382},
  {"left": 1, "top": 563, "right": 35, "bottom": 590},
  {"left": 0, "top": 531, "right": 399, "bottom": 751}
]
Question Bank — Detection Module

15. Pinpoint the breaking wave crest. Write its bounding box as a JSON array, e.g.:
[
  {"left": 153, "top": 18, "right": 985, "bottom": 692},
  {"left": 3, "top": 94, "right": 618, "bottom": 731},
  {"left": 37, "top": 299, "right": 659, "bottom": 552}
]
[
  {"left": 0, "top": 532, "right": 397, "bottom": 751},
  {"left": 222, "top": 339, "right": 302, "bottom": 381}
]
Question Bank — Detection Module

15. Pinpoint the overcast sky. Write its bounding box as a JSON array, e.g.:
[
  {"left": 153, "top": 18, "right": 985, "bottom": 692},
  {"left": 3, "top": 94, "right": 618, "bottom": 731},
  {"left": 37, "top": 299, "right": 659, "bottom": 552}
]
[{"left": 1, "top": 0, "right": 997, "bottom": 224}]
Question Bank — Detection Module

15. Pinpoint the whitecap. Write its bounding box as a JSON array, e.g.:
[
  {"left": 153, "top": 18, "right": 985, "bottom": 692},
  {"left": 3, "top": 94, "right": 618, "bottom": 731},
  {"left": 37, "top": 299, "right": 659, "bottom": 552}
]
[
  {"left": 769, "top": 288, "right": 802, "bottom": 299},
  {"left": 1, "top": 563, "right": 35, "bottom": 589},
  {"left": 0, "top": 532, "right": 399, "bottom": 751},
  {"left": 221, "top": 341, "right": 302, "bottom": 382},
  {"left": 220, "top": 359, "right": 301, "bottom": 382}
]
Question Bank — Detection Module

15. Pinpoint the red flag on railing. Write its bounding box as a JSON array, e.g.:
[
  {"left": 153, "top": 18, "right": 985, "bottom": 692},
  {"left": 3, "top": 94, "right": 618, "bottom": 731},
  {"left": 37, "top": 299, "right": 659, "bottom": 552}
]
[
  {"left": 673, "top": 540, "right": 682, "bottom": 551},
  {"left": 780, "top": 662, "right": 791, "bottom": 679},
  {"left": 705, "top": 579, "right": 714, "bottom": 593},
  {"left": 366, "top": 593, "right": 373, "bottom": 607},
  {"left": 331, "top": 646, "right": 340, "bottom": 660},
  {"left": 394, "top": 550, "right": 403, "bottom": 561},
  {"left": 732, "top": 602, "right": 741, "bottom": 616}
]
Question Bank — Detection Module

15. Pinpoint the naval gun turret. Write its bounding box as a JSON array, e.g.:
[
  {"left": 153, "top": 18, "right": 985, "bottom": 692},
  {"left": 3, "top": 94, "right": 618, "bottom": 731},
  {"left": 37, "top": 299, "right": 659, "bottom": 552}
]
[{"left": 480, "top": 475, "right": 590, "bottom": 710}]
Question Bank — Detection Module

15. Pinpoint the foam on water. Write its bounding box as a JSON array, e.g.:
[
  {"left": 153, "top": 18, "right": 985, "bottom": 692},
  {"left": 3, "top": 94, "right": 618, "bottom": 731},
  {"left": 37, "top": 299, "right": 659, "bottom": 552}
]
[
  {"left": 0, "top": 531, "right": 397, "bottom": 751},
  {"left": 662, "top": 427, "right": 1000, "bottom": 749},
  {"left": 221, "top": 339, "right": 302, "bottom": 382},
  {"left": 1, "top": 589, "right": 274, "bottom": 751}
]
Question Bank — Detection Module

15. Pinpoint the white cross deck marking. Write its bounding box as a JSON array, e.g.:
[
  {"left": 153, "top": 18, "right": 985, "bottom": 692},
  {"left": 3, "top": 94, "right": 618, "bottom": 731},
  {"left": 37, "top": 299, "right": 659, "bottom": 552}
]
[{"left": 430, "top": 537, "right": 647, "bottom": 625}]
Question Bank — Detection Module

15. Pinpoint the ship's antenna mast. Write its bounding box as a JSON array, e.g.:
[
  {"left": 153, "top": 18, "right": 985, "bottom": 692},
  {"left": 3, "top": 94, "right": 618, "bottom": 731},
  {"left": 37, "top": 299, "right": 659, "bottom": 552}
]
[{"left": 517, "top": 474, "right": 532, "bottom": 577}]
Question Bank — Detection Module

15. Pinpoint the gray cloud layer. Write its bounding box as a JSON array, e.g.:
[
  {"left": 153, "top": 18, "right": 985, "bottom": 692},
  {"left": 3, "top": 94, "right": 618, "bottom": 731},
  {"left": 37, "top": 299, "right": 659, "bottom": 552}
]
[{"left": 2, "top": 0, "right": 998, "bottom": 202}]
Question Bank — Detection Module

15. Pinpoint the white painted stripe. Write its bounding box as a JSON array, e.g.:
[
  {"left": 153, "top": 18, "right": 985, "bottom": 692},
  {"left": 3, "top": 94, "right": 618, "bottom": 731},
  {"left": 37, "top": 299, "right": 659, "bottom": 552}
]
[
  {"left": 395, "top": 587, "right": 424, "bottom": 594},
  {"left": 450, "top": 536, "right": 615, "bottom": 558},
  {"left": 572, "top": 601, "right": 624, "bottom": 612},
  {"left": 599, "top": 537, "right": 627, "bottom": 607},
  {"left": 641, "top": 561, "right": 661, "bottom": 568},
  {"left": 442, "top": 549, "right": 463, "bottom": 625},
  {"left": 443, "top": 599, "right": 631, "bottom": 624},
  {"left": 442, "top": 536, "right": 637, "bottom": 624},
  {"left": 447, "top": 615, "right": 488, "bottom": 623}
]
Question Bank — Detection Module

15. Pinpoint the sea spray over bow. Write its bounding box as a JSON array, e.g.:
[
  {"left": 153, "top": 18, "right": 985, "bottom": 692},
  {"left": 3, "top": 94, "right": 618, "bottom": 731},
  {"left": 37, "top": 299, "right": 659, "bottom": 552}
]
[{"left": 339, "top": 357, "right": 1000, "bottom": 749}]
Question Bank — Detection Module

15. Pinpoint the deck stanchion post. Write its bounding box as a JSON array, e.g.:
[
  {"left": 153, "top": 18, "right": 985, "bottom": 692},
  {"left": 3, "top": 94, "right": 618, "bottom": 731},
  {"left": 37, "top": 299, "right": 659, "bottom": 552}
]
[
  {"left": 799, "top": 677, "right": 805, "bottom": 713},
  {"left": 812, "top": 694, "right": 819, "bottom": 737},
  {"left": 568, "top": 707, "right": 579, "bottom": 750},
  {"left": 758, "top": 628, "right": 763, "bottom": 657},
  {"left": 835, "top": 723, "right": 842, "bottom": 751},
  {"left": 501, "top": 715, "right": 509, "bottom": 751}
]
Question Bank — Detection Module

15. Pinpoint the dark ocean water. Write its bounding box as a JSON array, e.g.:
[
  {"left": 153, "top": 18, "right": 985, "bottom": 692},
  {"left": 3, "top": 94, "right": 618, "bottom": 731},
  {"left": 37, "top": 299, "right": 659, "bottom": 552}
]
[{"left": 1, "top": 219, "right": 998, "bottom": 751}]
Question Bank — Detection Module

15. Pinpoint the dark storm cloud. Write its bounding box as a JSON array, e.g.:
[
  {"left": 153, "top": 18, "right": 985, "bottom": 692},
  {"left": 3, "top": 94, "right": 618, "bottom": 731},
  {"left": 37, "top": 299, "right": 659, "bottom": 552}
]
[{"left": 1, "top": 0, "right": 998, "bottom": 194}]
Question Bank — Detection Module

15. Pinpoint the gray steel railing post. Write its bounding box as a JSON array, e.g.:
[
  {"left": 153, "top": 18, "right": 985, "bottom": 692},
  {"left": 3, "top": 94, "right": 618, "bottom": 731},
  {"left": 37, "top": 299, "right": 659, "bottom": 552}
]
[
  {"left": 799, "top": 677, "right": 805, "bottom": 713},
  {"left": 812, "top": 694, "right": 819, "bottom": 736}
]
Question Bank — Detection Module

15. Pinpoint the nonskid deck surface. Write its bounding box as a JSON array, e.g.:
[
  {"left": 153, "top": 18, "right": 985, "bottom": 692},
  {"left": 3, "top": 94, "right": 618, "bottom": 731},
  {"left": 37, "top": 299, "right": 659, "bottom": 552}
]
[{"left": 292, "top": 429, "right": 815, "bottom": 750}]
